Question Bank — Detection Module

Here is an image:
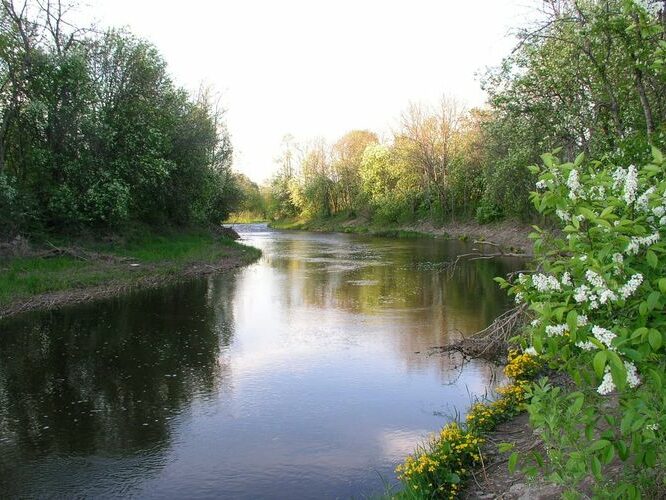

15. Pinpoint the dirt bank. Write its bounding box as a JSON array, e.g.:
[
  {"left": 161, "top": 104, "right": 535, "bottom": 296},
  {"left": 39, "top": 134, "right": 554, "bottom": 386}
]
[{"left": 272, "top": 217, "right": 535, "bottom": 255}]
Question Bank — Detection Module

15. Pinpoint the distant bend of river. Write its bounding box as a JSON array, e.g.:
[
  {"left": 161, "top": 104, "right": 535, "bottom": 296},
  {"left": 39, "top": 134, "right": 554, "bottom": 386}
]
[{"left": 0, "top": 223, "right": 522, "bottom": 499}]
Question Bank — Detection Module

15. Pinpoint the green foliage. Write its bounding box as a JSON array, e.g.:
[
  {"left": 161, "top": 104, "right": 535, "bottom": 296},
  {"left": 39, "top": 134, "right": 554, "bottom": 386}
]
[
  {"left": 0, "top": 4, "right": 240, "bottom": 236},
  {"left": 475, "top": 201, "right": 503, "bottom": 225},
  {"left": 506, "top": 147, "right": 666, "bottom": 496}
]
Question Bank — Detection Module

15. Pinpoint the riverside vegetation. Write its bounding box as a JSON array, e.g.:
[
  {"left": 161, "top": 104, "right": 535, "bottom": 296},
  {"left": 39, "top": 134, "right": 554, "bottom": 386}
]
[
  {"left": 0, "top": 1, "right": 260, "bottom": 314},
  {"left": 247, "top": 1, "right": 665, "bottom": 237}
]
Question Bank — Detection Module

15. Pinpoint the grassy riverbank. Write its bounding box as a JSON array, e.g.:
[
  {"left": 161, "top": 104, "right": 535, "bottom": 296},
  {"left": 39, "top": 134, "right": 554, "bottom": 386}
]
[
  {"left": 0, "top": 228, "right": 261, "bottom": 320},
  {"left": 270, "top": 214, "right": 534, "bottom": 254}
]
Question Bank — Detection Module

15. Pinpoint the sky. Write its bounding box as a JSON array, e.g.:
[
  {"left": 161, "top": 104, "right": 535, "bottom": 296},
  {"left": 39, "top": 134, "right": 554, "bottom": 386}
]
[{"left": 81, "top": 0, "right": 535, "bottom": 184}]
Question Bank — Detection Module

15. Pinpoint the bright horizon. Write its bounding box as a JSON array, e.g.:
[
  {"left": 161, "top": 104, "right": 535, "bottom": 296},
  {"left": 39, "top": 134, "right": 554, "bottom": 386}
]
[{"left": 82, "top": 0, "right": 536, "bottom": 184}]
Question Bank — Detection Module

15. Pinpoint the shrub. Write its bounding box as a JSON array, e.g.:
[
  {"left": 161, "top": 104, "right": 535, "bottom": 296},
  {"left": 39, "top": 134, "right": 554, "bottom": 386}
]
[
  {"left": 498, "top": 148, "right": 666, "bottom": 496},
  {"left": 475, "top": 201, "right": 503, "bottom": 224}
]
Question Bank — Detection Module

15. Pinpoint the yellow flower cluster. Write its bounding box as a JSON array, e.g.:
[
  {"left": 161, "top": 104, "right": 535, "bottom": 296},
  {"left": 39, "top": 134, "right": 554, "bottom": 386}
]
[
  {"left": 395, "top": 352, "right": 536, "bottom": 498},
  {"left": 395, "top": 423, "right": 483, "bottom": 498},
  {"left": 466, "top": 382, "right": 529, "bottom": 432},
  {"left": 504, "top": 349, "right": 541, "bottom": 381}
]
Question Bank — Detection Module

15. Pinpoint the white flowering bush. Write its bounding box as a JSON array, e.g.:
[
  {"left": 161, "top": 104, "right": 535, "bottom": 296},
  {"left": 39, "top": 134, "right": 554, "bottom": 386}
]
[{"left": 498, "top": 148, "right": 666, "bottom": 496}]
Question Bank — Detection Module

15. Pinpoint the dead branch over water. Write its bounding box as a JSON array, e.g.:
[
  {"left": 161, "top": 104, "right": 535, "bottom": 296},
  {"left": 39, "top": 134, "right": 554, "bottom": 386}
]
[{"left": 431, "top": 305, "right": 528, "bottom": 361}]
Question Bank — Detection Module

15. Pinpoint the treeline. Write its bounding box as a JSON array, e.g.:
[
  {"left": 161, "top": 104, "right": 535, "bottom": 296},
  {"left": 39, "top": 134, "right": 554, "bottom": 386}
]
[
  {"left": 263, "top": 0, "right": 666, "bottom": 225},
  {"left": 0, "top": 1, "right": 241, "bottom": 236}
]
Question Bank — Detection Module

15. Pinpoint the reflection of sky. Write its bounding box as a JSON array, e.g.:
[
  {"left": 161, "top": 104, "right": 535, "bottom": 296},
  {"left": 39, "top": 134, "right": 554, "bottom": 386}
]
[
  {"left": 128, "top": 226, "right": 514, "bottom": 498},
  {"left": 0, "top": 224, "right": 517, "bottom": 499}
]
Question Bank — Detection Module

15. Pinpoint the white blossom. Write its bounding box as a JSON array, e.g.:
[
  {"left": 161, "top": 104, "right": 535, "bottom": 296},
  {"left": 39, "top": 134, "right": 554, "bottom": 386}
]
[
  {"left": 545, "top": 324, "right": 568, "bottom": 337},
  {"left": 574, "top": 284, "right": 591, "bottom": 303},
  {"left": 524, "top": 346, "right": 538, "bottom": 356},
  {"left": 612, "top": 253, "right": 624, "bottom": 265},
  {"left": 515, "top": 292, "right": 524, "bottom": 304},
  {"left": 653, "top": 206, "right": 666, "bottom": 218},
  {"left": 598, "top": 289, "right": 618, "bottom": 304},
  {"left": 646, "top": 423, "right": 660, "bottom": 432},
  {"left": 626, "top": 232, "right": 660, "bottom": 255},
  {"left": 625, "top": 361, "right": 641, "bottom": 388},
  {"left": 597, "top": 367, "right": 616, "bottom": 395},
  {"left": 532, "top": 274, "right": 561, "bottom": 292},
  {"left": 567, "top": 169, "right": 582, "bottom": 200},
  {"left": 561, "top": 272, "right": 572, "bottom": 286},
  {"left": 530, "top": 319, "right": 540, "bottom": 327},
  {"left": 589, "top": 185, "right": 606, "bottom": 201},
  {"left": 612, "top": 166, "right": 627, "bottom": 190},
  {"left": 592, "top": 325, "right": 616, "bottom": 349},
  {"left": 556, "top": 209, "right": 571, "bottom": 222},
  {"left": 585, "top": 270, "right": 605, "bottom": 288},
  {"left": 636, "top": 187, "right": 655, "bottom": 212},
  {"left": 577, "top": 315, "right": 588, "bottom": 327},
  {"left": 618, "top": 274, "right": 643, "bottom": 300},
  {"left": 575, "top": 341, "right": 597, "bottom": 351},
  {"left": 623, "top": 165, "right": 638, "bottom": 204},
  {"left": 535, "top": 179, "right": 547, "bottom": 190}
]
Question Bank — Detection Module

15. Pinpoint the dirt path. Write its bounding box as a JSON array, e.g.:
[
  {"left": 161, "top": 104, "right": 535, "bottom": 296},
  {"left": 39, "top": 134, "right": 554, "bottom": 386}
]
[{"left": 463, "top": 413, "right": 562, "bottom": 499}]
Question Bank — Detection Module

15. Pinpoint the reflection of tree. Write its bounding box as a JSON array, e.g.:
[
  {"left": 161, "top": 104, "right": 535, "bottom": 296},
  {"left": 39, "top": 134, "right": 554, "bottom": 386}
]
[
  {"left": 0, "top": 273, "right": 239, "bottom": 495},
  {"left": 266, "top": 235, "right": 520, "bottom": 378}
]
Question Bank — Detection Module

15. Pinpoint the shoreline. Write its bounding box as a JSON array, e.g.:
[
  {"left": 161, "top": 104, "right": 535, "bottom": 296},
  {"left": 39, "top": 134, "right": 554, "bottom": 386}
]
[
  {"left": 0, "top": 232, "right": 261, "bottom": 321},
  {"left": 269, "top": 217, "right": 535, "bottom": 256}
]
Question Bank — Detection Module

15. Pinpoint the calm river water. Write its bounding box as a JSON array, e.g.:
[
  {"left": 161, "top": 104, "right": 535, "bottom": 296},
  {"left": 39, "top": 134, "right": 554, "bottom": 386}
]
[{"left": 0, "top": 224, "right": 522, "bottom": 499}]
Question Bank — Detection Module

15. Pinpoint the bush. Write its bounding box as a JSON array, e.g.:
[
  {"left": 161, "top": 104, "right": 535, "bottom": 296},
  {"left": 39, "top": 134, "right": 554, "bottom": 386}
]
[
  {"left": 475, "top": 201, "right": 503, "bottom": 224},
  {"left": 498, "top": 148, "right": 666, "bottom": 496}
]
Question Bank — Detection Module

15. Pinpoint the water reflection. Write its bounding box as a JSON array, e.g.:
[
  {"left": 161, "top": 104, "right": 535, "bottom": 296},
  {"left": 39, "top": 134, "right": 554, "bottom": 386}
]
[
  {"left": 0, "top": 224, "right": 521, "bottom": 499},
  {"left": 0, "top": 277, "right": 238, "bottom": 496}
]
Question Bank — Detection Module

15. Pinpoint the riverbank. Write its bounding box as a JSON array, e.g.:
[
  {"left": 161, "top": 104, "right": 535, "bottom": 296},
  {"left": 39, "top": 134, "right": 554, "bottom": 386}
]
[
  {"left": 0, "top": 228, "right": 261, "bottom": 320},
  {"left": 270, "top": 216, "right": 535, "bottom": 255}
]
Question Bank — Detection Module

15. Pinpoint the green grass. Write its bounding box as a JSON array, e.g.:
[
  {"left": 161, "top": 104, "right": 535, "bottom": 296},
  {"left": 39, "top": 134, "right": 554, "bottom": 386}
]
[
  {"left": 269, "top": 216, "right": 436, "bottom": 239},
  {"left": 0, "top": 229, "right": 261, "bottom": 309}
]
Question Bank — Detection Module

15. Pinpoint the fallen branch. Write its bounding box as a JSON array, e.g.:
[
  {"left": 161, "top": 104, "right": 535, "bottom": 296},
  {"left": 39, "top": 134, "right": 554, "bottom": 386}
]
[{"left": 430, "top": 304, "right": 528, "bottom": 361}]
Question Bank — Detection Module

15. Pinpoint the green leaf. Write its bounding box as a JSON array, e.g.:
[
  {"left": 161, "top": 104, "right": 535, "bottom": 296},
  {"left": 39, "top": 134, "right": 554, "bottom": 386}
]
[
  {"left": 579, "top": 207, "right": 596, "bottom": 220},
  {"left": 647, "top": 250, "right": 658, "bottom": 268},
  {"left": 566, "top": 310, "right": 578, "bottom": 336},
  {"left": 593, "top": 351, "right": 607, "bottom": 378},
  {"left": 574, "top": 152, "right": 585, "bottom": 166},
  {"left": 599, "top": 207, "right": 615, "bottom": 220},
  {"left": 649, "top": 329, "right": 663, "bottom": 351},
  {"left": 570, "top": 394, "right": 584, "bottom": 416},
  {"left": 498, "top": 442, "right": 515, "bottom": 453},
  {"left": 649, "top": 369, "right": 663, "bottom": 391},
  {"left": 541, "top": 154, "right": 554, "bottom": 168},
  {"left": 647, "top": 291, "right": 661, "bottom": 311},
  {"left": 659, "top": 278, "right": 666, "bottom": 294},
  {"left": 591, "top": 456, "right": 602, "bottom": 479},
  {"left": 588, "top": 439, "right": 611, "bottom": 451},
  {"left": 652, "top": 146, "right": 664, "bottom": 165},
  {"left": 508, "top": 452, "right": 519, "bottom": 472}
]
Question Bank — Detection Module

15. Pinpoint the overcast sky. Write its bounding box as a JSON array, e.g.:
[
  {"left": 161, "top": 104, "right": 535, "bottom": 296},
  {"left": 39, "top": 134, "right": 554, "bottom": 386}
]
[{"left": 82, "top": 0, "right": 535, "bottom": 183}]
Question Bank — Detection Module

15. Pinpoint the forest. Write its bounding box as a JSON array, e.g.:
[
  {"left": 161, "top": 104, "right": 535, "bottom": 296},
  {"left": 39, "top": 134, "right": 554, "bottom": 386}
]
[
  {"left": 0, "top": 1, "right": 242, "bottom": 237},
  {"left": 250, "top": 0, "right": 666, "bottom": 229}
]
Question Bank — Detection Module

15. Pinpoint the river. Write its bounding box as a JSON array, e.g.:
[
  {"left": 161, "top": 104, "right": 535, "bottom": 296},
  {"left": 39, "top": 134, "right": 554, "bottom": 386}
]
[{"left": 0, "top": 224, "right": 522, "bottom": 499}]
